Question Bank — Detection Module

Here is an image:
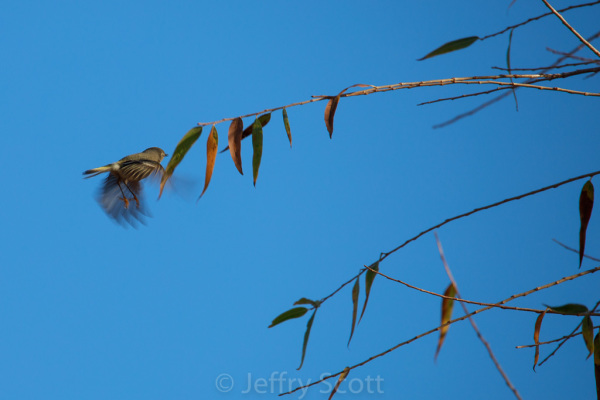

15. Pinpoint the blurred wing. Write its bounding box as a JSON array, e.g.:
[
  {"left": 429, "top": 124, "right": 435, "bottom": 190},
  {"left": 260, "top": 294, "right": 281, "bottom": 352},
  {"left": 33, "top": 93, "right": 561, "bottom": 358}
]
[
  {"left": 119, "top": 160, "right": 164, "bottom": 182},
  {"left": 97, "top": 173, "right": 150, "bottom": 227}
]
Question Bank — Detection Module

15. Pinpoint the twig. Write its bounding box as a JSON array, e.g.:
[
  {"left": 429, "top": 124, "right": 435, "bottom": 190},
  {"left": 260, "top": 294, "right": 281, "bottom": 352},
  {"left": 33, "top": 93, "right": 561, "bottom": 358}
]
[
  {"left": 516, "top": 329, "right": 593, "bottom": 348},
  {"left": 279, "top": 266, "right": 600, "bottom": 396},
  {"left": 480, "top": 1, "right": 600, "bottom": 40},
  {"left": 540, "top": 0, "right": 600, "bottom": 59},
  {"left": 552, "top": 238, "right": 600, "bottom": 262},
  {"left": 492, "top": 61, "right": 600, "bottom": 72},
  {"left": 546, "top": 47, "right": 599, "bottom": 62},
  {"left": 364, "top": 265, "right": 600, "bottom": 316},
  {"left": 434, "top": 232, "right": 522, "bottom": 400}
]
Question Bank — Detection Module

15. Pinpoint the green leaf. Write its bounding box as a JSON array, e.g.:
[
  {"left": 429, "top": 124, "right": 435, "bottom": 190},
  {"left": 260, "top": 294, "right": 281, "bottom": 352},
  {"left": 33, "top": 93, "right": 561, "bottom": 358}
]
[
  {"left": 418, "top": 36, "right": 479, "bottom": 61},
  {"left": 583, "top": 315, "right": 594, "bottom": 359},
  {"left": 199, "top": 125, "right": 218, "bottom": 199},
  {"left": 220, "top": 113, "right": 271, "bottom": 153},
  {"left": 579, "top": 180, "right": 594, "bottom": 268},
  {"left": 252, "top": 118, "right": 263, "bottom": 186},
  {"left": 348, "top": 277, "right": 360, "bottom": 346},
  {"left": 297, "top": 310, "right": 317, "bottom": 370},
  {"left": 282, "top": 108, "right": 292, "bottom": 147},
  {"left": 506, "top": 29, "right": 518, "bottom": 111},
  {"left": 294, "top": 298, "right": 318, "bottom": 307},
  {"left": 359, "top": 262, "right": 379, "bottom": 324},
  {"left": 269, "top": 307, "right": 308, "bottom": 328},
  {"left": 160, "top": 126, "right": 202, "bottom": 197},
  {"left": 533, "top": 308, "right": 547, "bottom": 371},
  {"left": 435, "top": 283, "right": 456, "bottom": 361},
  {"left": 544, "top": 303, "right": 589, "bottom": 315}
]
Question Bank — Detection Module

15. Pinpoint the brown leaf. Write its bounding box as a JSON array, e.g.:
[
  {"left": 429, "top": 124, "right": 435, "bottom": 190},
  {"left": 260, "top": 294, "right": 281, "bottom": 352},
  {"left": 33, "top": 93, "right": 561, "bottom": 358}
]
[
  {"left": 228, "top": 117, "right": 243, "bottom": 175},
  {"left": 199, "top": 125, "right": 218, "bottom": 199},
  {"left": 579, "top": 180, "right": 594, "bottom": 268},
  {"left": 533, "top": 308, "right": 547, "bottom": 371},
  {"left": 220, "top": 113, "right": 271, "bottom": 153},
  {"left": 328, "top": 367, "right": 350, "bottom": 400},
  {"left": 435, "top": 283, "right": 456, "bottom": 361},
  {"left": 324, "top": 84, "right": 372, "bottom": 138}
]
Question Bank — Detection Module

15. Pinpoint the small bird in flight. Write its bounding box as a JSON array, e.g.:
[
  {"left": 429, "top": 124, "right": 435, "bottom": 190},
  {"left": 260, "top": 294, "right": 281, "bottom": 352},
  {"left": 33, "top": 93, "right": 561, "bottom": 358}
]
[{"left": 83, "top": 147, "right": 168, "bottom": 225}]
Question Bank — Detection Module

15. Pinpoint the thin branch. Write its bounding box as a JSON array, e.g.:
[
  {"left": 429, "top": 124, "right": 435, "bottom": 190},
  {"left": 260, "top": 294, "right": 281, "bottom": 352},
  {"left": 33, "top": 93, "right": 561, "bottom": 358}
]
[
  {"left": 552, "top": 238, "right": 600, "bottom": 262},
  {"left": 546, "top": 47, "right": 599, "bottom": 62},
  {"left": 516, "top": 329, "right": 594, "bottom": 348},
  {"left": 280, "top": 266, "right": 600, "bottom": 396},
  {"left": 540, "top": 0, "right": 600, "bottom": 59},
  {"left": 434, "top": 31, "right": 600, "bottom": 128},
  {"left": 538, "top": 299, "right": 600, "bottom": 366},
  {"left": 364, "top": 265, "right": 600, "bottom": 317},
  {"left": 492, "top": 61, "right": 600, "bottom": 72},
  {"left": 434, "top": 232, "right": 522, "bottom": 400},
  {"left": 480, "top": 1, "right": 600, "bottom": 40}
]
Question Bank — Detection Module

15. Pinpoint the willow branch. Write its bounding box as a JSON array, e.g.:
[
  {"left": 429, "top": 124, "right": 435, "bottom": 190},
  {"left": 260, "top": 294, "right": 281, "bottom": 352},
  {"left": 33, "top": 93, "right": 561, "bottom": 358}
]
[
  {"left": 492, "top": 61, "right": 600, "bottom": 72},
  {"left": 280, "top": 266, "right": 600, "bottom": 396},
  {"left": 434, "top": 232, "right": 522, "bottom": 400},
  {"left": 552, "top": 238, "right": 600, "bottom": 262},
  {"left": 541, "top": 0, "right": 600, "bottom": 58}
]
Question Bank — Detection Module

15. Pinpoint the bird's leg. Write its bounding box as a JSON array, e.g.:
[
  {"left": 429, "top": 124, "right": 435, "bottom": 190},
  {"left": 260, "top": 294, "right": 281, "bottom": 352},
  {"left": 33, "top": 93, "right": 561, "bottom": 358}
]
[
  {"left": 123, "top": 181, "right": 141, "bottom": 209},
  {"left": 116, "top": 181, "right": 130, "bottom": 209}
]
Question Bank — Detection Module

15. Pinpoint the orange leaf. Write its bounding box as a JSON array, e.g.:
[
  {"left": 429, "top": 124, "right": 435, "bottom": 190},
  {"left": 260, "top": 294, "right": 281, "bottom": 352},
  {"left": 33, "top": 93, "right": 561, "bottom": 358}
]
[
  {"left": 435, "top": 283, "right": 456, "bottom": 361},
  {"left": 228, "top": 117, "right": 243, "bottom": 175},
  {"left": 199, "top": 125, "right": 218, "bottom": 199}
]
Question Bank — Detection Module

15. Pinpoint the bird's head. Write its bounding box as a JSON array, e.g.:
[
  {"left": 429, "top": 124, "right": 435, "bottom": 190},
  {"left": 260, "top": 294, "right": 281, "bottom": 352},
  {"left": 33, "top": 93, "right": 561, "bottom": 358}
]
[{"left": 143, "top": 147, "right": 168, "bottom": 162}]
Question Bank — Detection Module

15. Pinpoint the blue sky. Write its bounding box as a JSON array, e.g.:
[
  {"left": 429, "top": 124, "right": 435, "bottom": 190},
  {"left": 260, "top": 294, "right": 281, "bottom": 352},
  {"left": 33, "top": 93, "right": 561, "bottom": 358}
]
[{"left": 1, "top": 1, "right": 599, "bottom": 399}]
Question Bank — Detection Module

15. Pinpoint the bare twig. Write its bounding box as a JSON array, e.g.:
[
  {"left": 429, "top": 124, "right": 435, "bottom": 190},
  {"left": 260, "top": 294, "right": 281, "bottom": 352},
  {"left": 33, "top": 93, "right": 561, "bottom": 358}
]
[
  {"left": 480, "top": 1, "right": 600, "bottom": 40},
  {"left": 279, "top": 266, "right": 600, "bottom": 396},
  {"left": 552, "top": 238, "right": 600, "bottom": 262},
  {"left": 516, "top": 329, "right": 595, "bottom": 348},
  {"left": 434, "top": 232, "right": 522, "bottom": 400},
  {"left": 541, "top": 0, "right": 600, "bottom": 58},
  {"left": 546, "top": 47, "right": 599, "bottom": 62},
  {"left": 492, "top": 61, "right": 600, "bottom": 72}
]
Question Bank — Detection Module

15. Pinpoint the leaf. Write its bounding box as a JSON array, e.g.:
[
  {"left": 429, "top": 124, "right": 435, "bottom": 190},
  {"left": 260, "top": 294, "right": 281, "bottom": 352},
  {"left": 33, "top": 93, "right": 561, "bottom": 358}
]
[
  {"left": 268, "top": 307, "right": 308, "bottom": 328},
  {"left": 297, "top": 310, "right": 317, "bottom": 370},
  {"left": 220, "top": 113, "right": 271, "bottom": 153},
  {"left": 252, "top": 118, "right": 263, "bottom": 186},
  {"left": 544, "top": 303, "right": 589, "bottom": 315},
  {"left": 282, "top": 108, "right": 292, "bottom": 147},
  {"left": 228, "top": 117, "right": 244, "bottom": 175},
  {"left": 418, "top": 36, "right": 479, "bottom": 61},
  {"left": 324, "top": 88, "right": 349, "bottom": 138},
  {"left": 435, "top": 283, "right": 456, "bottom": 361},
  {"left": 595, "top": 332, "right": 600, "bottom": 365},
  {"left": 359, "top": 262, "right": 379, "bottom": 324},
  {"left": 348, "top": 277, "right": 360, "bottom": 347},
  {"left": 294, "top": 298, "right": 318, "bottom": 307},
  {"left": 328, "top": 367, "right": 350, "bottom": 400},
  {"left": 199, "top": 125, "right": 218, "bottom": 199},
  {"left": 583, "top": 315, "right": 594, "bottom": 359},
  {"left": 506, "top": 29, "right": 519, "bottom": 111},
  {"left": 579, "top": 180, "right": 594, "bottom": 268},
  {"left": 160, "top": 126, "right": 202, "bottom": 197},
  {"left": 533, "top": 308, "right": 547, "bottom": 371}
]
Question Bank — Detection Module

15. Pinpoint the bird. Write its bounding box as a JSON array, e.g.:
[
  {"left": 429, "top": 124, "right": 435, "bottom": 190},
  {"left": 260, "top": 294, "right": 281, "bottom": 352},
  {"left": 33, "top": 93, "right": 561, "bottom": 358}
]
[{"left": 83, "top": 147, "right": 168, "bottom": 225}]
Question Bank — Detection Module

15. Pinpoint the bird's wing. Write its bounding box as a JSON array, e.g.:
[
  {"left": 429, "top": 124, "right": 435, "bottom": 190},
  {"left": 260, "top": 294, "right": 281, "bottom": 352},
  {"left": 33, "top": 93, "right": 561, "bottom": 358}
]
[
  {"left": 98, "top": 173, "right": 149, "bottom": 227},
  {"left": 119, "top": 160, "right": 164, "bottom": 182}
]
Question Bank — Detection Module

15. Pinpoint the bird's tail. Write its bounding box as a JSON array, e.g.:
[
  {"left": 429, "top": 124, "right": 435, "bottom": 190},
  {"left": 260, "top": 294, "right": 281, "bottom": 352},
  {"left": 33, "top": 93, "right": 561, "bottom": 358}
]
[{"left": 83, "top": 165, "right": 112, "bottom": 178}]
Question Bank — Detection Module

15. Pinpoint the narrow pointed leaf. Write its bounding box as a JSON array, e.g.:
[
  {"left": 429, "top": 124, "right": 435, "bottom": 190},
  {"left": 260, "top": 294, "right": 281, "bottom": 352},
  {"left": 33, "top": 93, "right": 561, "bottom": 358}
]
[
  {"left": 220, "top": 113, "right": 271, "bottom": 153},
  {"left": 228, "top": 117, "right": 244, "bottom": 175},
  {"left": 252, "top": 118, "right": 263, "bottom": 186},
  {"left": 583, "top": 315, "right": 594, "bottom": 359},
  {"left": 533, "top": 308, "right": 547, "bottom": 371},
  {"left": 328, "top": 367, "right": 350, "bottom": 400},
  {"left": 160, "top": 126, "right": 202, "bottom": 197},
  {"left": 595, "top": 333, "right": 600, "bottom": 398},
  {"left": 544, "top": 303, "right": 589, "bottom": 315},
  {"left": 294, "top": 298, "right": 317, "bottom": 307},
  {"left": 359, "top": 262, "right": 379, "bottom": 324},
  {"left": 297, "top": 310, "right": 316, "bottom": 370},
  {"left": 282, "top": 108, "right": 292, "bottom": 147},
  {"left": 324, "top": 88, "right": 349, "bottom": 138},
  {"left": 268, "top": 307, "right": 308, "bottom": 328},
  {"left": 506, "top": 29, "right": 518, "bottom": 110},
  {"left": 418, "top": 36, "right": 479, "bottom": 61},
  {"left": 579, "top": 180, "right": 594, "bottom": 268},
  {"left": 435, "top": 283, "right": 456, "bottom": 361},
  {"left": 347, "top": 277, "right": 360, "bottom": 347},
  {"left": 199, "top": 125, "right": 218, "bottom": 199}
]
